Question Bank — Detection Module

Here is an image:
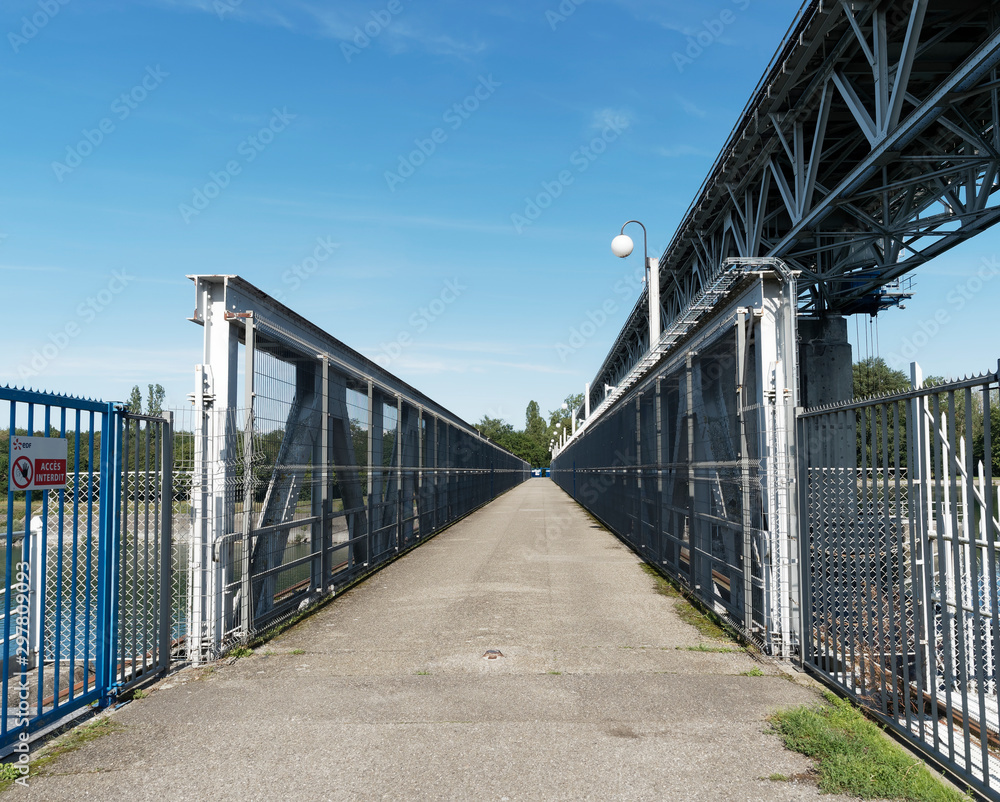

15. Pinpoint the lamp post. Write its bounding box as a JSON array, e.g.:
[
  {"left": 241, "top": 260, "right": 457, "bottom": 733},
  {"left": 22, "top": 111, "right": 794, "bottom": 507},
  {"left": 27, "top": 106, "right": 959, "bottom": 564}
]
[{"left": 611, "top": 220, "right": 660, "bottom": 351}]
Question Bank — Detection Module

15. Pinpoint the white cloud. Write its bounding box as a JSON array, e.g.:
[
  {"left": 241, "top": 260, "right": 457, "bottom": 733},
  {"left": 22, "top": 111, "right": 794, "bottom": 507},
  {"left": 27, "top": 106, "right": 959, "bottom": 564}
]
[
  {"left": 674, "top": 94, "right": 707, "bottom": 118},
  {"left": 591, "top": 107, "right": 634, "bottom": 132},
  {"left": 145, "top": 0, "right": 485, "bottom": 60}
]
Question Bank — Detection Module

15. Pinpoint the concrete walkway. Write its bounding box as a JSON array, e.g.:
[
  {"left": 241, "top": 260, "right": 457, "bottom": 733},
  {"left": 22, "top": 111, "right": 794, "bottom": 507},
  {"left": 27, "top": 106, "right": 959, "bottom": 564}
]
[{"left": 16, "top": 479, "right": 853, "bottom": 801}]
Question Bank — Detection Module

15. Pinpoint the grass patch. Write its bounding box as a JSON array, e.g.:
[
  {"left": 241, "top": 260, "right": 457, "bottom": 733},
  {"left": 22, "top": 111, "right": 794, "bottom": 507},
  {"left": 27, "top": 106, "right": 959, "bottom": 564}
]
[
  {"left": 547, "top": 670, "right": 562, "bottom": 675},
  {"left": 677, "top": 644, "right": 738, "bottom": 653},
  {"left": 0, "top": 716, "right": 121, "bottom": 792},
  {"left": 640, "top": 564, "right": 733, "bottom": 642},
  {"left": 228, "top": 646, "right": 253, "bottom": 659},
  {"left": 415, "top": 670, "right": 431, "bottom": 676},
  {"left": 742, "top": 667, "right": 765, "bottom": 677},
  {"left": 130, "top": 688, "right": 149, "bottom": 700},
  {"left": 642, "top": 563, "right": 681, "bottom": 597},
  {"left": 769, "top": 693, "right": 969, "bottom": 801},
  {"left": 767, "top": 773, "right": 790, "bottom": 782},
  {"left": 289, "top": 649, "right": 305, "bottom": 656}
]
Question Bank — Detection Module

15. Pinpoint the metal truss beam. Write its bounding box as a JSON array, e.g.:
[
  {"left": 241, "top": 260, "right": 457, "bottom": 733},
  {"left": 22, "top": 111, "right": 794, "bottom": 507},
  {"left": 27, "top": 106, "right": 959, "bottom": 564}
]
[{"left": 590, "top": 0, "right": 1000, "bottom": 417}]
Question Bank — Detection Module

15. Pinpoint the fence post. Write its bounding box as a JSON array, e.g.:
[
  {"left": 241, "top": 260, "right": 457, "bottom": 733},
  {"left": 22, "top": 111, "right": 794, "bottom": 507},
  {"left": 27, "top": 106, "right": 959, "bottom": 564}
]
[
  {"left": 320, "top": 358, "right": 331, "bottom": 589},
  {"left": 655, "top": 377, "right": 664, "bottom": 565},
  {"left": 396, "top": 394, "right": 403, "bottom": 553},
  {"left": 240, "top": 315, "right": 255, "bottom": 640},
  {"left": 95, "top": 402, "right": 119, "bottom": 706},
  {"left": 795, "top": 408, "right": 810, "bottom": 669},
  {"left": 159, "top": 412, "right": 173, "bottom": 673},
  {"left": 909, "top": 361, "right": 935, "bottom": 693},
  {"left": 366, "top": 380, "right": 375, "bottom": 566},
  {"left": 635, "top": 394, "right": 642, "bottom": 545},
  {"left": 736, "top": 308, "right": 754, "bottom": 636},
  {"left": 685, "top": 353, "right": 697, "bottom": 591},
  {"left": 416, "top": 407, "right": 424, "bottom": 537}
]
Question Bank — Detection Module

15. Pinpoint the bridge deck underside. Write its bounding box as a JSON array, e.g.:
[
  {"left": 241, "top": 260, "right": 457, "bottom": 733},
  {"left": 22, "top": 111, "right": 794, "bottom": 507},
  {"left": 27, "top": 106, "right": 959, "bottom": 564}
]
[{"left": 592, "top": 0, "right": 1000, "bottom": 412}]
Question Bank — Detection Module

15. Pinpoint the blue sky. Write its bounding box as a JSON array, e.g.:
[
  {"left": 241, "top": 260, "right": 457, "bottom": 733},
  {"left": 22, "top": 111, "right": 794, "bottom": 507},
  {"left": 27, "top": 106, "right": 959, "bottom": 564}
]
[{"left": 1, "top": 0, "right": 998, "bottom": 428}]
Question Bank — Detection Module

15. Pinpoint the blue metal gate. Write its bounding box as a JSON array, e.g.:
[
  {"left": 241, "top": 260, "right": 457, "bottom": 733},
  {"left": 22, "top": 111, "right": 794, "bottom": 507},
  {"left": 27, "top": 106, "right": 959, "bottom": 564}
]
[{"left": 0, "top": 386, "right": 171, "bottom": 752}]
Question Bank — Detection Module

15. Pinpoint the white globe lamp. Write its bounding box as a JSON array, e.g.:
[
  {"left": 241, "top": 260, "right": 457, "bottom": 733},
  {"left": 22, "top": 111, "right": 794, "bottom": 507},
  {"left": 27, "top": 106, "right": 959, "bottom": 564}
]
[{"left": 611, "top": 234, "right": 634, "bottom": 258}]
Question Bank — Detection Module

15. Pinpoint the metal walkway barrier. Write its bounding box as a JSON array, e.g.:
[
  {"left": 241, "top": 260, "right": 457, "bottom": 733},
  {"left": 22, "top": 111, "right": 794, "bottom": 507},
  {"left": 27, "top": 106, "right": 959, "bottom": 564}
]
[
  {"left": 0, "top": 387, "right": 171, "bottom": 753},
  {"left": 180, "top": 275, "right": 529, "bottom": 660}
]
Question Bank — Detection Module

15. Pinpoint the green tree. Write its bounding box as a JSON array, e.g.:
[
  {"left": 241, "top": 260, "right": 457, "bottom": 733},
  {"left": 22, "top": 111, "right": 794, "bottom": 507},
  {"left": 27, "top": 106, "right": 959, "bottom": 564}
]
[
  {"left": 523, "top": 400, "right": 552, "bottom": 468},
  {"left": 126, "top": 385, "right": 143, "bottom": 415},
  {"left": 475, "top": 416, "right": 514, "bottom": 444},
  {"left": 472, "top": 410, "right": 554, "bottom": 467},
  {"left": 972, "top": 393, "right": 1000, "bottom": 477},
  {"left": 146, "top": 383, "right": 165, "bottom": 418},
  {"left": 852, "top": 358, "right": 910, "bottom": 469},
  {"left": 525, "top": 401, "right": 547, "bottom": 442},
  {"left": 853, "top": 357, "right": 909, "bottom": 399},
  {"left": 546, "top": 393, "right": 584, "bottom": 446}
]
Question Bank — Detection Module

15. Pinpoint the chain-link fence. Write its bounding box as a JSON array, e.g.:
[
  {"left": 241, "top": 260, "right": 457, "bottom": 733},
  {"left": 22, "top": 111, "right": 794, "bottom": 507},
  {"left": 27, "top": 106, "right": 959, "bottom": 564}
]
[
  {"left": 0, "top": 388, "right": 175, "bottom": 753},
  {"left": 115, "top": 412, "right": 172, "bottom": 691}
]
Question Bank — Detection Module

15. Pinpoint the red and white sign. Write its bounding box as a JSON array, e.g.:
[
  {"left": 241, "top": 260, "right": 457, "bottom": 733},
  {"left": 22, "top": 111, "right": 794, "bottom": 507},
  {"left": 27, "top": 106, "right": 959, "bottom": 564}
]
[{"left": 9, "top": 437, "right": 68, "bottom": 491}]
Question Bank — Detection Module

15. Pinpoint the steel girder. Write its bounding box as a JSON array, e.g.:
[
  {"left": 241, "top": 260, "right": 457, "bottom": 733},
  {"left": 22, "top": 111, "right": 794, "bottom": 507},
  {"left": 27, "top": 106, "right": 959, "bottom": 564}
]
[{"left": 589, "top": 0, "right": 1000, "bottom": 416}]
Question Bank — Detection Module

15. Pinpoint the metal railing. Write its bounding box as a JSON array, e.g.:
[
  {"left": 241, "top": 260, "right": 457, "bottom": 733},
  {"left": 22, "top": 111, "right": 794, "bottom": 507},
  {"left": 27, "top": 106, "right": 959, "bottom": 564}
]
[
  {"left": 552, "top": 269, "right": 800, "bottom": 656},
  {"left": 0, "top": 387, "right": 172, "bottom": 753},
  {"left": 799, "top": 363, "right": 1000, "bottom": 797},
  {"left": 183, "top": 275, "right": 530, "bottom": 659}
]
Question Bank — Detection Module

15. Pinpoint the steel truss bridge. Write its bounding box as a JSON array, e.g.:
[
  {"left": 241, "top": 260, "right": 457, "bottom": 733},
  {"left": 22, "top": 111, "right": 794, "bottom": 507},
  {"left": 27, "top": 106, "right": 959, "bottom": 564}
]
[{"left": 589, "top": 0, "right": 1000, "bottom": 415}]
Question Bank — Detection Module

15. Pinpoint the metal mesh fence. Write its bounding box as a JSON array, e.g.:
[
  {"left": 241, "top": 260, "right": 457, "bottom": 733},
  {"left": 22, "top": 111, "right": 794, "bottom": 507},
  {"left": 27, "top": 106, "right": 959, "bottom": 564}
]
[
  {"left": 0, "top": 390, "right": 114, "bottom": 750},
  {"left": 171, "top": 311, "right": 528, "bottom": 660},
  {"left": 552, "top": 316, "right": 796, "bottom": 655},
  {"left": 115, "top": 413, "right": 171, "bottom": 690},
  {"left": 799, "top": 369, "right": 1000, "bottom": 797}
]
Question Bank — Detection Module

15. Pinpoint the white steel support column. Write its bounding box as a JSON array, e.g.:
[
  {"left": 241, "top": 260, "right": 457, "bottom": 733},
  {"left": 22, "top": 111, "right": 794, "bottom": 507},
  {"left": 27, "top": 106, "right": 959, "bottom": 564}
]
[
  {"left": 648, "top": 257, "right": 660, "bottom": 347},
  {"left": 238, "top": 313, "right": 255, "bottom": 640},
  {"left": 750, "top": 268, "right": 800, "bottom": 657},
  {"left": 191, "top": 278, "right": 239, "bottom": 662}
]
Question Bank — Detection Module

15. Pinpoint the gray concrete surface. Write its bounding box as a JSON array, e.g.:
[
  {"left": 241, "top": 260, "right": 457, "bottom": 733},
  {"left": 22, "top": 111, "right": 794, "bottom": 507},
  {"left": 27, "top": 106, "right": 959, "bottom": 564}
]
[{"left": 14, "top": 479, "right": 853, "bottom": 801}]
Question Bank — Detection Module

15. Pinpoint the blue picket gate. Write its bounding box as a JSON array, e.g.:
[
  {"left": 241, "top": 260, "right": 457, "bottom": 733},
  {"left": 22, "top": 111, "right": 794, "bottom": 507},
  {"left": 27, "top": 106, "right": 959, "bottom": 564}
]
[{"left": 0, "top": 386, "right": 171, "bottom": 752}]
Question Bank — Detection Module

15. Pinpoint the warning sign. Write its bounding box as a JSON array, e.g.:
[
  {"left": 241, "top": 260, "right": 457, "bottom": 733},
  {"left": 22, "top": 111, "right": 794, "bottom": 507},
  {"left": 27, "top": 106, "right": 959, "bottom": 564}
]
[{"left": 9, "top": 437, "right": 68, "bottom": 491}]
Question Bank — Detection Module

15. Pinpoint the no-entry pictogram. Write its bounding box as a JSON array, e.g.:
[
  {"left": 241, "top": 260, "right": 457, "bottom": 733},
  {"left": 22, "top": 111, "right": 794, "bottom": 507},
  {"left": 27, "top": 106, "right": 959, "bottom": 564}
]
[
  {"left": 11, "top": 457, "right": 32, "bottom": 490},
  {"left": 9, "top": 437, "right": 67, "bottom": 491}
]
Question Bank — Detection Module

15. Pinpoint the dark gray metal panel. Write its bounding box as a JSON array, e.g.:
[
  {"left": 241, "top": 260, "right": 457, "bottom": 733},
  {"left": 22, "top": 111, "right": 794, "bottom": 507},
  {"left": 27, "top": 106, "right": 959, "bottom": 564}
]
[
  {"left": 328, "top": 370, "right": 369, "bottom": 568},
  {"left": 248, "top": 361, "right": 321, "bottom": 621},
  {"left": 399, "top": 402, "right": 419, "bottom": 547}
]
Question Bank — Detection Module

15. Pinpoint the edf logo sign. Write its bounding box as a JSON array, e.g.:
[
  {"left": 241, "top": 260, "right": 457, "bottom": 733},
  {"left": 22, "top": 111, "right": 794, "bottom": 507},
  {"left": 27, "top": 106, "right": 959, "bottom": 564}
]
[{"left": 9, "top": 437, "right": 67, "bottom": 491}]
